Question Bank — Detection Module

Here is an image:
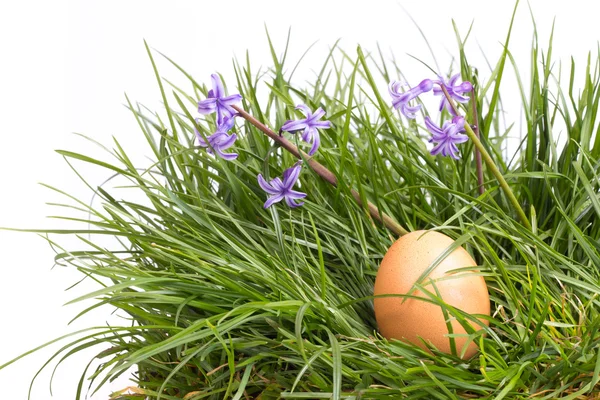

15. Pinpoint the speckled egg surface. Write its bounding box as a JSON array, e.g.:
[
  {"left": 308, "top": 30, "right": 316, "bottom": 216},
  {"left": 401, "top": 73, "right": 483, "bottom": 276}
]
[{"left": 373, "top": 230, "right": 490, "bottom": 359}]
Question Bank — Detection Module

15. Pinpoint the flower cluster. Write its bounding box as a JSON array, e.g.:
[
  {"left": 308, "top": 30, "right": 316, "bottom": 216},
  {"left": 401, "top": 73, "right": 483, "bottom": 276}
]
[
  {"left": 195, "top": 74, "right": 241, "bottom": 160},
  {"left": 196, "top": 75, "right": 332, "bottom": 209},
  {"left": 196, "top": 70, "right": 472, "bottom": 209},
  {"left": 389, "top": 73, "right": 473, "bottom": 159},
  {"left": 425, "top": 116, "right": 468, "bottom": 160},
  {"left": 255, "top": 103, "right": 330, "bottom": 208}
]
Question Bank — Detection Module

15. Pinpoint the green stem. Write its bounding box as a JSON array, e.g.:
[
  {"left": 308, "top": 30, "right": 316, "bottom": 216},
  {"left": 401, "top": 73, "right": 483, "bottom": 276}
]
[
  {"left": 470, "top": 87, "right": 485, "bottom": 195},
  {"left": 439, "top": 86, "right": 530, "bottom": 229},
  {"left": 463, "top": 122, "right": 531, "bottom": 229}
]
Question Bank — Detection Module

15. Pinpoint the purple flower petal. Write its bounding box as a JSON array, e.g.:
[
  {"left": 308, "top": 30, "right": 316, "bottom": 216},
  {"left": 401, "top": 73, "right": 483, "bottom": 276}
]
[
  {"left": 217, "top": 117, "right": 236, "bottom": 133},
  {"left": 438, "top": 98, "right": 447, "bottom": 113},
  {"left": 448, "top": 73, "right": 460, "bottom": 86},
  {"left": 301, "top": 127, "right": 315, "bottom": 143},
  {"left": 388, "top": 81, "right": 404, "bottom": 96},
  {"left": 280, "top": 104, "right": 330, "bottom": 156},
  {"left": 424, "top": 116, "right": 443, "bottom": 135},
  {"left": 282, "top": 164, "right": 302, "bottom": 187},
  {"left": 281, "top": 120, "right": 308, "bottom": 132},
  {"left": 285, "top": 197, "right": 304, "bottom": 208},
  {"left": 217, "top": 104, "right": 238, "bottom": 124},
  {"left": 257, "top": 174, "right": 279, "bottom": 195},
  {"left": 313, "top": 121, "right": 331, "bottom": 129},
  {"left": 402, "top": 103, "right": 422, "bottom": 119},
  {"left": 450, "top": 142, "right": 460, "bottom": 154},
  {"left": 452, "top": 134, "right": 469, "bottom": 144},
  {"left": 220, "top": 94, "right": 243, "bottom": 105},
  {"left": 430, "top": 143, "right": 443, "bottom": 156},
  {"left": 217, "top": 132, "right": 237, "bottom": 148},
  {"left": 309, "top": 107, "right": 326, "bottom": 121},
  {"left": 196, "top": 134, "right": 208, "bottom": 147},
  {"left": 391, "top": 97, "right": 405, "bottom": 110},
  {"left": 198, "top": 98, "right": 217, "bottom": 114},
  {"left": 295, "top": 104, "right": 311, "bottom": 116},
  {"left": 211, "top": 74, "right": 225, "bottom": 98},
  {"left": 270, "top": 177, "right": 284, "bottom": 191},
  {"left": 453, "top": 94, "right": 471, "bottom": 103},
  {"left": 264, "top": 194, "right": 285, "bottom": 208},
  {"left": 452, "top": 116, "right": 466, "bottom": 126},
  {"left": 216, "top": 149, "right": 238, "bottom": 160},
  {"left": 308, "top": 130, "right": 320, "bottom": 156},
  {"left": 287, "top": 190, "right": 307, "bottom": 199}
]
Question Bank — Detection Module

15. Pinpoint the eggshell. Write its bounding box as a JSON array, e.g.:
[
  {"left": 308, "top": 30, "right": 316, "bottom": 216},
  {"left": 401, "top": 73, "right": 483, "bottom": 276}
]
[{"left": 374, "top": 230, "right": 490, "bottom": 359}]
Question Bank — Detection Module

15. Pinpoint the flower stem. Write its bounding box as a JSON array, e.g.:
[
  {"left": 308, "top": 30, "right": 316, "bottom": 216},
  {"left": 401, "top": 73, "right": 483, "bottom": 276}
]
[
  {"left": 438, "top": 86, "right": 530, "bottom": 229},
  {"left": 233, "top": 105, "right": 409, "bottom": 237},
  {"left": 471, "top": 87, "right": 485, "bottom": 195},
  {"left": 465, "top": 122, "right": 530, "bottom": 228}
]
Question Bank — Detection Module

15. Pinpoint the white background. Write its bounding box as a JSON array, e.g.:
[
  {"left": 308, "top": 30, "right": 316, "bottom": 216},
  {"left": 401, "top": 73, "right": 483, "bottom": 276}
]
[{"left": 0, "top": 0, "right": 598, "bottom": 398}]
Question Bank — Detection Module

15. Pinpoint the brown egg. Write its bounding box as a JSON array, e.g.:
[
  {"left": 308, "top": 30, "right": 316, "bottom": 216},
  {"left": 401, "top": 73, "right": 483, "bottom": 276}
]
[{"left": 374, "top": 230, "right": 490, "bottom": 359}]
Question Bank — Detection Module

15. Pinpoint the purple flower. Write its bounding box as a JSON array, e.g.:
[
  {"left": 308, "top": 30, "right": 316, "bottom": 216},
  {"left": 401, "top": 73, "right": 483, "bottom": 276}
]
[
  {"left": 257, "top": 163, "right": 307, "bottom": 208},
  {"left": 195, "top": 117, "right": 238, "bottom": 160},
  {"left": 197, "top": 74, "right": 243, "bottom": 124},
  {"left": 389, "top": 79, "right": 433, "bottom": 119},
  {"left": 280, "top": 105, "right": 331, "bottom": 156},
  {"left": 433, "top": 73, "right": 473, "bottom": 115},
  {"left": 425, "top": 116, "right": 469, "bottom": 160}
]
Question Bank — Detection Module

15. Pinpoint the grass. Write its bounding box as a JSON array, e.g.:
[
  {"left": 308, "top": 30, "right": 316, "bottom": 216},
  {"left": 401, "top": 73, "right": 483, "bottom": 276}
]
[{"left": 2, "top": 7, "right": 600, "bottom": 400}]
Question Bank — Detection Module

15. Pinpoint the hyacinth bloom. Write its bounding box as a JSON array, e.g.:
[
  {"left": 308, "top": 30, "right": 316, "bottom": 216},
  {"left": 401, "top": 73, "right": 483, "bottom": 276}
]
[
  {"left": 389, "top": 79, "right": 433, "bottom": 119},
  {"left": 280, "top": 104, "right": 331, "bottom": 156},
  {"left": 257, "top": 163, "right": 307, "bottom": 208},
  {"left": 197, "top": 74, "right": 243, "bottom": 124},
  {"left": 433, "top": 73, "right": 473, "bottom": 114},
  {"left": 425, "top": 115, "right": 469, "bottom": 160},
  {"left": 195, "top": 117, "right": 238, "bottom": 160}
]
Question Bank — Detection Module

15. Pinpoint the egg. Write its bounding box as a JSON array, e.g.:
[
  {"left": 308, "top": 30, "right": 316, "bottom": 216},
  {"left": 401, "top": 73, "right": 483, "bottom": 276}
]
[{"left": 374, "top": 230, "right": 490, "bottom": 359}]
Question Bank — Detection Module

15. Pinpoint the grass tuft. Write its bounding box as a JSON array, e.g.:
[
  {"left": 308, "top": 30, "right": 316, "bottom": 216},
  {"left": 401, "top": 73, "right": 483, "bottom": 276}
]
[{"left": 2, "top": 13, "right": 600, "bottom": 400}]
